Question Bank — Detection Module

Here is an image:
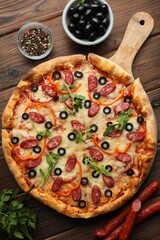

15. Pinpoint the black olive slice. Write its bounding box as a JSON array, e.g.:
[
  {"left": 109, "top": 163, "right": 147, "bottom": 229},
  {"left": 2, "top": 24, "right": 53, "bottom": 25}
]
[
  {"left": 74, "top": 71, "right": 83, "bottom": 78},
  {"left": 36, "top": 134, "right": 43, "bottom": 141},
  {"left": 124, "top": 96, "right": 132, "bottom": 103},
  {"left": 82, "top": 157, "right": 89, "bottom": 165},
  {"left": 45, "top": 121, "right": 53, "bottom": 129},
  {"left": 105, "top": 165, "right": 112, "bottom": 172},
  {"left": 103, "top": 106, "right": 111, "bottom": 115},
  {"left": 98, "top": 76, "right": 107, "bottom": 85},
  {"left": 89, "top": 124, "right": 98, "bottom": 133},
  {"left": 105, "top": 189, "right": 112, "bottom": 197},
  {"left": 57, "top": 148, "right": 66, "bottom": 156},
  {"left": 59, "top": 111, "right": 68, "bottom": 119},
  {"left": 22, "top": 112, "right": 29, "bottom": 120},
  {"left": 126, "top": 169, "right": 134, "bottom": 176},
  {"left": 92, "top": 170, "right": 100, "bottom": 178},
  {"left": 125, "top": 123, "right": 133, "bottom": 132},
  {"left": 52, "top": 71, "right": 61, "bottom": 80},
  {"left": 30, "top": 83, "right": 38, "bottom": 92},
  {"left": 101, "top": 141, "right": 110, "bottom": 150},
  {"left": 93, "top": 92, "right": 101, "bottom": 100},
  {"left": 84, "top": 100, "right": 91, "bottom": 109},
  {"left": 33, "top": 145, "right": 41, "bottom": 153},
  {"left": 54, "top": 168, "right": 62, "bottom": 176},
  {"left": 68, "top": 132, "right": 76, "bottom": 141},
  {"left": 137, "top": 116, "right": 144, "bottom": 123},
  {"left": 78, "top": 200, "right": 86, "bottom": 208},
  {"left": 53, "top": 95, "right": 59, "bottom": 101},
  {"left": 106, "top": 121, "right": 112, "bottom": 127},
  {"left": 81, "top": 177, "right": 89, "bottom": 186},
  {"left": 28, "top": 169, "right": 36, "bottom": 178},
  {"left": 11, "top": 136, "right": 19, "bottom": 144}
]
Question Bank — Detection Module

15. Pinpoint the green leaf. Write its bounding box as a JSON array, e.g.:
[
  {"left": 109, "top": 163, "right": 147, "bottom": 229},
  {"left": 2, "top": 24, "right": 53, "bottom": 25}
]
[
  {"left": 85, "top": 157, "right": 112, "bottom": 176},
  {"left": 38, "top": 129, "right": 51, "bottom": 137},
  {"left": 153, "top": 99, "right": 160, "bottom": 107}
]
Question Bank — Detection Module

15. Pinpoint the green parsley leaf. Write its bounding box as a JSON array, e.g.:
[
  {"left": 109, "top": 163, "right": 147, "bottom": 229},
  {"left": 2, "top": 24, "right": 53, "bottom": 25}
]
[
  {"left": 73, "top": 127, "right": 92, "bottom": 143},
  {"left": 85, "top": 157, "right": 112, "bottom": 176},
  {"left": 0, "top": 188, "right": 37, "bottom": 240},
  {"left": 38, "top": 129, "right": 51, "bottom": 137},
  {"left": 40, "top": 152, "right": 59, "bottom": 186}
]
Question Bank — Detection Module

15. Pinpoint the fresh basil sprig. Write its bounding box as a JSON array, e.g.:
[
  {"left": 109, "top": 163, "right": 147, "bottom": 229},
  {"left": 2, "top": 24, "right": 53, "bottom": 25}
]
[
  {"left": 84, "top": 157, "right": 112, "bottom": 177},
  {"left": 61, "top": 82, "right": 85, "bottom": 114},
  {"left": 0, "top": 188, "right": 36, "bottom": 240},
  {"left": 40, "top": 152, "right": 59, "bottom": 186},
  {"left": 103, "top": 108, "right": 132, "bottom": 136}
]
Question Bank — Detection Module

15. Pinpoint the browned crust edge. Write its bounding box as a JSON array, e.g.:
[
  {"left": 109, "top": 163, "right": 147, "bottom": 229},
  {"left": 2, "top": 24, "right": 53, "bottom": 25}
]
[{"left": 88, "top": 53, "right": 134, "bottom": 85}]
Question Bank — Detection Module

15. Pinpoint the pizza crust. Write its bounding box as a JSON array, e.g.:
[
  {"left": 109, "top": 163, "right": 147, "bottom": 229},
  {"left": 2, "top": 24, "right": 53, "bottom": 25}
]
[{"left": 88, "top": 53, "right": 134, "bottom": 85}]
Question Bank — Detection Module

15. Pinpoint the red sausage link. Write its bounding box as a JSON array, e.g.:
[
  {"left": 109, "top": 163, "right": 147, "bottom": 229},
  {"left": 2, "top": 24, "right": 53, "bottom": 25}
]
[
  {"left": 20, "top": 139, "right": 38, "bottom": 149},
  {"left": 65, "top": 69, "right": 74, "bottom": 84},
  {"left": 26, "top": 157, "right": 42, "bottom": 168},
  {"left": 88, "top": 103, "right": 100, "bottom": 117},
  {"left": 126, "top": 131, "right": 146, "bottom": 141},
  {"left": 108, "top": 128, "right": 122, "bottom": 138},
  {"left": 89, "top": 147, "right": 104, "bottom": 161},
  {"left": 102, "top": 175, "right": 114, "bottom": 188},
  {"left": 114, "top": 102, "right": 129, "bottom": 113},
  {"left": 29, "top": 111, "right": 46, "bottom": 123},
  {"left": 52, "top": 177, "right": 63, "bottom": 192},
  {"left": 99, "top": 83, "right": 116, "bottom": 96},
  {"left": 94, "top": 180, "right": 160, "bottom": 238},
  {"left": 115, "top": 152, "right": 132, "bottom": 163},
  {"left": 65, "top": 155, "right": 77, "bottom": 171},
  {"left": 72, "top": 187, "right": 82, "bottom": 201},
  {"left": 47, "top": 135, "right": 62, "bottom": 150},
  {"left": 65, "top": 97, "right": 73, "bottom": 110},
  {"left": 104, "top": 200, "right": 160, "bottom": 240},
  {"left": 88, "top": 75, "right": 98, "bottom": 92},
  {"left": 92, "top": 185, "right": 101, "bottom": 204},
  {"left": 41, "top": 84, "right": 57, "bottom": 97},
  {"left": 71, "top": 120, "right": 85, "bottom": 132}
]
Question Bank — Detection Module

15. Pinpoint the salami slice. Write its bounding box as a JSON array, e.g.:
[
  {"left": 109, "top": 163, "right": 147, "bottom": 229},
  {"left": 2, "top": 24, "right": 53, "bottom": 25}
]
[
  {"left": 89, "top": 147, "right": 104, "bottom": 161},
  {"left": 29, "top": 112, "right": 46, "bottom": 123},
  {"left": 126, "top": 132, "right": 146, "bottom": 141},
  {"left": 52, "top": 177, "right": 63, "bottom": 192},
  {"left": 88, "top": 75, "right": 98, "bottom": 92},
  {"left": 99, "top": 83, "right": 116, "bottom": 96},
  {"left": 65, "top": 97, "right": 73, "bottom": 109},
  {"left": 92, "top": 185, "right": 101, "bottom": 204},
  {"left": 114, "top": 102, "right": 129, "bottom": 113},
  {"left": 88, "top": 103, "right": 100, "bottom": 117},
  {"left": 72, "top": 187, "right": 82, "bottom": 201},
  {"left": 20, "top": 139, "right": 38, "bottom": 149},
  {"left": 71, "top": 120, "right": 85, "bottom": 132},
  {"left": 41, "top": 84, "right": 57, "bottom": 97},
  {"left": 65, "top": 69, "right": 74, "bottom": 84},
  {"left": 108, "top": 128, "right": 122, "bottom": 138},
  {"left": 115, "top": 152, "right": 132, "bottom": 163},
  {"left": 47, "top": 135, "right": 62, "bottom": 150},
  {"left": 102, "top": 175, "right": 114, "bottom": 188},
  {"left": 65, "top": 155, "right": 77, "bottom": 171},
  {"left": 26, "top": 157, "right": 42, "bottom": 168}
]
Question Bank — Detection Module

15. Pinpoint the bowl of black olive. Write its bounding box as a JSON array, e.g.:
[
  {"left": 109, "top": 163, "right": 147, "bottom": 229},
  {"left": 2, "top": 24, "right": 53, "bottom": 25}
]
[
  {"left": 17, "top": 22, "right": 53, "bottom": 60},
  {"left": 62, "top": 0, "right": 114, "bottom": 45}
]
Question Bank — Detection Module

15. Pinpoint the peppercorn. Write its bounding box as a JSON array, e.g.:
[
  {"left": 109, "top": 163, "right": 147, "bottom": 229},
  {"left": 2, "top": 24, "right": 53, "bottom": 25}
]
[{"left": 20, "top": 27, "right": 51, "bottom": 56}]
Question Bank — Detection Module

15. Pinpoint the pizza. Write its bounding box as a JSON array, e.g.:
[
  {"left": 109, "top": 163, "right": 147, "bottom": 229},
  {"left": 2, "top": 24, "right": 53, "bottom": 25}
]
[{"left": 2, "top": 53, "right": 157, "bottom": 218}]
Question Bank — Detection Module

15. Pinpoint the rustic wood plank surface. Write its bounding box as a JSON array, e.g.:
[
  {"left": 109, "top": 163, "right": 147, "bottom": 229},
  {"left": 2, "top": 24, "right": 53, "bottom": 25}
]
[{"left": 0, "top": 0, "right": 160, "bottom": 239}]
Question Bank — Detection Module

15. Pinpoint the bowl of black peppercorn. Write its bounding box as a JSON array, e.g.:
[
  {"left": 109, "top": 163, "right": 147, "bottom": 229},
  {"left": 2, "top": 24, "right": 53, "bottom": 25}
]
[
  {"left": 62, "top": 0, "right": 114, "bottom": 46},
  {"left": 17, "top": 22, "right": 53, "bottom": 60}
]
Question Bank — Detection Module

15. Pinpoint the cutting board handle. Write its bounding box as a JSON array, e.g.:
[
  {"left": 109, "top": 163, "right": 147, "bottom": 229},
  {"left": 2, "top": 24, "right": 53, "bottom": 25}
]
[{"left": 109, "top": 12, "right": 154, "bottom": 77}]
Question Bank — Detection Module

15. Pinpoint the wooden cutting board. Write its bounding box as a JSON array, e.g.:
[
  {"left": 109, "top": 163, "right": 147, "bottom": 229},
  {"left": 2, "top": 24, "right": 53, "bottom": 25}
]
[{"left": 109, "top": 12, "right": 154, "bottom": 77}]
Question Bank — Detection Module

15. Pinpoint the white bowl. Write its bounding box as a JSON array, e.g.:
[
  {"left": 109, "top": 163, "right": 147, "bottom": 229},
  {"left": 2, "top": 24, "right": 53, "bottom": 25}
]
[
  {"left": 17, "top": 22, "right": 53, "bottom": 60},
  {"left": 62, "top": 0, "right": 114, "bottom": 46}
]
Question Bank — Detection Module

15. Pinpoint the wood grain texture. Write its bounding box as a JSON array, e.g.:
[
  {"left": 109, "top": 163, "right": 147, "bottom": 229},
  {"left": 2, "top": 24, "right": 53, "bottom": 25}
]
[{"left": 0, "top": 0, "right": 160, "bottom": 239}]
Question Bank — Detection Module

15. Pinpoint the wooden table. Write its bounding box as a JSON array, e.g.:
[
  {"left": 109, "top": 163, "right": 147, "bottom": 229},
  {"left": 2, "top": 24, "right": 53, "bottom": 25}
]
[{"left": 0, "top": 1, "right": 160, "bottom": 239}]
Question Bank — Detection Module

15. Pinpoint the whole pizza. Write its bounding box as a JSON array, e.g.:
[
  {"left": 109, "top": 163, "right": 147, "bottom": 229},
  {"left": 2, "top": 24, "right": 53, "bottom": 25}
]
[{"left": 2, "top": 53, "right": 157, "bottom": 218}]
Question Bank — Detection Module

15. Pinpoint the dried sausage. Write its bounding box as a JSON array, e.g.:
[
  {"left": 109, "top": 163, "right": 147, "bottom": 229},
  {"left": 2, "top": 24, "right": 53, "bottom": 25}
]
[
  {"left": 72, "top": 187, "right": 82, "bottom": 201},
  {"left": 20, "top": 139, "right": 38, "bottom": 149},
  {"left": 102, "top": 175, "right": 114, "bottom": 188},
  {"left": 41, "top": 85, "right": 57, "bottom": 97},
  {"left": 29, "top": 112, "right": 46, "bottom": 123},
  {"left": 114, "top": 102, "right": 129, "bottom": 113},
  {"left": 26, "top": 157, "right": 42, "bottom": 168},
  {"left": 52, "top": 177, "right": 63, "bottom": 192},
  {"left": 47, "top": 135, "right": 62, "bottom": 150},
  {"left": 89, "top": 147, "right": 104, "bottom": 161},
  {"left": 99, "top": 83, "right": 116, "bottom": 96},
  {"left": 88, "top": 75, "right": 98, "bottom": 92},
  {"left": 115, "top": 152, "right": 132, "bottom": 163},
  {"left": 92, "top": 185, "right": 101, "bottom": 204},
  {"left": 65, "top": 69, "right": 74, "bottom": 84},
  {"left": 71, "top": 120, "right": 85, "bottom": 132},
  {"left": 66, "top": 155, "right": 77, "bottom": 171},
  {"left": 88, "top": 103, "right": 100, "bottom": 117},
  {"left": 126, "top": 131, "right": 146, "bottom": 141}
]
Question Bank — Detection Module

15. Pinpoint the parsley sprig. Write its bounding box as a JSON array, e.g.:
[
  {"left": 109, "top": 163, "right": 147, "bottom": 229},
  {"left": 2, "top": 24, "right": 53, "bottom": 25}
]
[
  {"left": 84, "top": 157, "right": 112, "bottom": 176},
  {"left": 61, "top": 82, "right": 85, "bottom": 114},
  {"left": 73, "top": 128, "right": 92, "bottom": 143},
  {"left": 103, "top": 108, "right": 132, "bottom": 136},
  {"left": 0, "top": 188, "right": 36, "bottom": 240},
  {"left": 39, "top": 152, "right": 59, "bottom": 186}
]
